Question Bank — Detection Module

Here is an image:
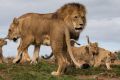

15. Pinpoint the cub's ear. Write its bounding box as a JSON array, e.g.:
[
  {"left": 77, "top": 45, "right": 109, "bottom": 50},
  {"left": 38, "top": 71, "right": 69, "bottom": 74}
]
[
  {"left": 95, "top": 42, "right": 99, "bottom": 46},
  {"left": 13, "top": 17, "right": 19, "bottom": 25},
  {"left": 108, "top": 52, "right": 112, "bottom": 56},
  {"left": 85, "top": 46, "right": 89, "bottom": 52},
  {"left": 114, "top": 51, "right": 118, "bottom": 55}
]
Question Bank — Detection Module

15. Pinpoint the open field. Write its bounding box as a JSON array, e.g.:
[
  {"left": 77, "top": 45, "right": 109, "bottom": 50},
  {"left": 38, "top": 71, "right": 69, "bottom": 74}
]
[{"left": 0, "top": 59, "right": 120, "bottom": 80}]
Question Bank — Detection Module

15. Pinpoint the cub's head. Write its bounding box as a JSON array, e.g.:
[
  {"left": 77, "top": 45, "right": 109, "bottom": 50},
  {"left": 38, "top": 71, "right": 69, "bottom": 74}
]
[
  {"left": 7, "top": 18, "right": 21, "bottom": 42},
  {"left": 89, "top": 42, "right": 99, "bottom": 55},
  {"left": 108, "top": 52, "right": 118, "bottom": 63},
  {"left": 86, "top": 36, "right": 99, "bottom": 55},
  {"left": 0, "top": 38, "right": 7, "bottom": 47},
  {"left": 55, "top": 3, "right": 86, "bottom": 33}
]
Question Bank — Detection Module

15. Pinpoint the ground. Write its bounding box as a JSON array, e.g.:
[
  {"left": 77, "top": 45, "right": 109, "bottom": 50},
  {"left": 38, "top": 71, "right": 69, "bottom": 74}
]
[{"left": 0, "top": 59, "right": 120, "bottom": 80}]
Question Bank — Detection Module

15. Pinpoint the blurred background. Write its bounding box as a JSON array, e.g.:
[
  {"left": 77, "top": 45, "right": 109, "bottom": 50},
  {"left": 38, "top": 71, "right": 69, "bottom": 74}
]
[{"left": 0, "top": 0, "right": 120, "bottom": 58}]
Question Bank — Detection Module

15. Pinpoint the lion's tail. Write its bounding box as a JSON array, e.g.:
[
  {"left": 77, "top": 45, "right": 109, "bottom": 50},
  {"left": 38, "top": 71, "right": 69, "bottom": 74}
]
[
  {"left": 41, "top": 52, "right": 53, "bottom": 59},
  {"left": 65, "top": 27, "right": 81, "bottom": 68}
]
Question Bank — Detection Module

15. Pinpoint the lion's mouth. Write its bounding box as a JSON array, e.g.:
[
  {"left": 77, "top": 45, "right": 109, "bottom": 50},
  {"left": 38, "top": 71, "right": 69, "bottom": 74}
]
[
  {"left": 75, "top": 27, "right": 83, "bottom": 30},
  {"left": 111, "top": 59, "right": 115, "bottom": 63},
  {"left": 13, "top": 38, "right": 18, "bottom": 42}
]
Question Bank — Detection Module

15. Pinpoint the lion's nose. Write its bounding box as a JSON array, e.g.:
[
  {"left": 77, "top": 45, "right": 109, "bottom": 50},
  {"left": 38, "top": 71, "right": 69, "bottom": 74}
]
[{"left": 79, "top": 24, "right": 84, "bottom": 26}]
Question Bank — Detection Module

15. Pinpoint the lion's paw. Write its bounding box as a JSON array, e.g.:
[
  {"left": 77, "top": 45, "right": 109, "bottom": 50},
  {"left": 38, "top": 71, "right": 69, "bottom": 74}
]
[
  {"left": 30, "top": 60, "right": 38, "bottom": 64},
  {"left": 51, "top": 71, "right": 60, "bottom": 76},
  {"left": 13, "top": 58, "right": 20, "bottom": 63}
]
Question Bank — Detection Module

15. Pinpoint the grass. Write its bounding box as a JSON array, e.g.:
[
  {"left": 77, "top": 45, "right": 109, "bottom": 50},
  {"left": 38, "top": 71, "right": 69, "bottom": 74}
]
[{"left": 0, "top": 61, "right": 120, "bottom": 80}]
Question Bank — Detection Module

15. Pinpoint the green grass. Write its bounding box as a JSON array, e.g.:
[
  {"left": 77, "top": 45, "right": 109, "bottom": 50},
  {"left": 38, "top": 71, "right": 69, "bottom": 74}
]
[{"left": 0, "top": 61, "right": 120, "bottom": 80}]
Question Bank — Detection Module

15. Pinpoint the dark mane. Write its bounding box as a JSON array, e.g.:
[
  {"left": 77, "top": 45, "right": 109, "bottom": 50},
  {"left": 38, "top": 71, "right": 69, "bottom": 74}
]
[{"left": 52, "top": 2, "right": 86, "bottom": 19}]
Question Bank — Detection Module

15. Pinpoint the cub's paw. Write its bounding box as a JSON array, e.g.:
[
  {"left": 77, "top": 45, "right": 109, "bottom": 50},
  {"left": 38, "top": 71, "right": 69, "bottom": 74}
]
[
  {"left": 30, "top": 60, "right": 38, "bottom": 64},
  {"left": 51, "top": 71, "right": 61, "bottom": 76}
]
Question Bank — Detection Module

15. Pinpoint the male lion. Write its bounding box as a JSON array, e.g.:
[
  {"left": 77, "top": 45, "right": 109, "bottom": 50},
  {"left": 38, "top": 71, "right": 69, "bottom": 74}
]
[
  {"left": 7, "top": 3, "right": 86, "bottom": 76},
  {"left": 0, "top": 38, "right": 7, "bottom": 63},
  {"left": 7, "top": 3, "right": 86, "bottom": 64}
]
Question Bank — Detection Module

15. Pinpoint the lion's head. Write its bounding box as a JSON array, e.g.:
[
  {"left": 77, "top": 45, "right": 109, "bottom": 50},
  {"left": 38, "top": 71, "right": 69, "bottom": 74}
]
[
  {"left": 108, "top": 52, "right": 118, "bottom": 63},
  {"left": 89, "top": 42, "right": 99, "bottom": 55},
  {"left": 86, "top": 36, "right": 99, "bottom": 55},
  {"left": 54, "top": 3, "right": 86, "bottom": 33},
  {"left": 0, "top": 38, "right": 7, "bottom": 47},
  {"left": 7, "top": 18, "right": 21, "bottom": 42}
]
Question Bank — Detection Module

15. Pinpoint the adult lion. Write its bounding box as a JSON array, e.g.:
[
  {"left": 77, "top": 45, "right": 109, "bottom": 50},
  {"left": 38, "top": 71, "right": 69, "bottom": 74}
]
[
  {"left": 7, "top": 3, "right": 86, "bottom": 64},
  {"left": 43, "top": 36, "right": 118, "bottom": 70},
  {"left": 7, "top": 3, "right": 86, "bottom": 75},
  {"left": 0, "top": 38, "right": 7, "bottom": 63}
]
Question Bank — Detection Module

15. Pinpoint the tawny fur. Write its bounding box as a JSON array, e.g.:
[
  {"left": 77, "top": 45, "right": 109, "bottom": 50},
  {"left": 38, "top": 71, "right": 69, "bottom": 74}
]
[
  {"left": 7, "top": 3, "right": 86, "bottom": 76},
  {"left": 93, "top": 48, "right": 117, "bottom": 70},
  {"left": 42, "top": 37, "right": 117, "bottom": 70},
  {"left": 7, "top": 3, "right": 86, "bottom": 64},
  {"left": 0, "top": 38, "right": 7, "bottom": 63}
]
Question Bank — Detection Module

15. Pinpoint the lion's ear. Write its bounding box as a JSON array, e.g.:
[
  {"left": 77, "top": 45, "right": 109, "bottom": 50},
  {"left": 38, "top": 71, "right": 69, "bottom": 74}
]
[
  {"left": 95, "top": 42, "right": 98, "bottom": 46},
  {"left": 108, "top": 52, "right": 112, "bottom": 56},
  {"left": 13, "top": 17, "right": 19, "bottom": 25},
  {"left": 85, "top": 46, "right": 89, "bottom": 52}
]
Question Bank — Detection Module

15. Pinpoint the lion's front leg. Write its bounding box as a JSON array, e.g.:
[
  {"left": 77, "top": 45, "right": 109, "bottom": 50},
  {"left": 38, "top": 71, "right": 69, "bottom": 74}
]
[
  {"left": 20, "top": 49, "right": 31, "bottom": 64},
  {"left": 51, "top": 53, "right": 68, "bottom": 76},
  {"left": 106, "top": 62, "right": 111, "bottom": 70},
  {"left": 31, "top": 45, "right": 40, "bottom": 64},
  {"left": 13, "top": 45, "right": 24, "bottom": 64},
  {"left": 13, "top": 37, "right": 32, "bottom": 64}
]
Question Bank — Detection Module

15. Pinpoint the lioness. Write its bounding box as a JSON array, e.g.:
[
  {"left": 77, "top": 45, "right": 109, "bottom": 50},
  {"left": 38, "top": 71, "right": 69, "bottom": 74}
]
[
  {"left": 42, "top": 38, "right": 97, "bottom": 67},
  {"left": 93, "top": 48, "right": 117, "bottom": 70},
  {"left": 43, "top": 36, "right": 118, "bottom": 70},
  {"left": 0, "top": 38, "right": 7, "bottom": 63},
  {"left": 7, "top": 3, "right": 87, "bottom": 76},
  {"left": 7, "top": 3, "right": 86, "bottom": 64},
  {"left": 86, "top": 36, "right": 117, "bottom": 70}
]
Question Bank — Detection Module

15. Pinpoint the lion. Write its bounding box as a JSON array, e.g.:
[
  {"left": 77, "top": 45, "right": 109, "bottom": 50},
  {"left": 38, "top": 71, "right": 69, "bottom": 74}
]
[
  {"left": 86, "top": 36, "right": 118, "bottom": 70},
  {"left": 0, "top": 38, "right": 7, "bottom": 63},
  {"left": 93, "top": 48, "right": 118, "bottom": 70},
  {"left": 20, "top": 35, "right": 51, "bottom": 63},
  {"left": 42, "top": 37, "right": 97, "bottom": 68},
  {"left": 7, "top": 3, "right": 86, "bottom": 76},
  {"left": 42, "top": 36, "right": 118, "bottom": 70},
  {"left": 7, "top": 3, "right": 86, "bottom": 64}
]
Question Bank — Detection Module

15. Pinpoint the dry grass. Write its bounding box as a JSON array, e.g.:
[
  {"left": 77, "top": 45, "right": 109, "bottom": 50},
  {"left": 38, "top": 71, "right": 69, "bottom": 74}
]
[{"left": 0, "top": 57, "right": 120, "bottom": 80}]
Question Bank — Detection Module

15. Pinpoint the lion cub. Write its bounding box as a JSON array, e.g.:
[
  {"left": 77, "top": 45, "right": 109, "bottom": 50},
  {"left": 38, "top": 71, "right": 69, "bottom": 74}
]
[
  {"left": 93, "top": 48, "right": 117, "bottom": 70},
  {"left": 0, "top": 38, "right": 7, "bottom": 63},
  {"left": 85, "top": 36, "right": 117, "bottom": 70}
]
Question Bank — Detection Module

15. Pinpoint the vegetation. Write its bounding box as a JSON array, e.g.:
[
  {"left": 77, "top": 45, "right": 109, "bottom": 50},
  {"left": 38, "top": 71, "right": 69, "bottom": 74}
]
[
  {"left": 0, "top": 60, "right": 120, "bottom": 80},
  {"left": 117, "top": 51, "right": 120, "bottom": 59}
]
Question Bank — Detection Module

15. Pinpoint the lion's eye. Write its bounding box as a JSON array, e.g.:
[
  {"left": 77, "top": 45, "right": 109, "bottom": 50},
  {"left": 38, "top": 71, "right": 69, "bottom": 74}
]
[
  {"left": 9, "top": 29, "right": 11, "bottom": 32},
  {"left": 82, "top": 16, "right": 85, "bottom": 19},
  {"left": 74, "top": 16, "right": 78, "bottom": 18}
]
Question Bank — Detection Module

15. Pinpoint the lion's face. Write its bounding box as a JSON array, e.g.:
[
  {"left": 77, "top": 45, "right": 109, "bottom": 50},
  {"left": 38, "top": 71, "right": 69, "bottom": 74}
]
[
  {"left": 7, "top": 18, "right": 20, "bottom": 42},
  {"left": 108, "top": 52, "right": 118, "bottom": 63},
  {"left": 56, "top": 3, "right": 86, "bottom": 33},
  {"left": 71, "top": 12, "right": 84, "bottom": 32},
  {"left": 0, "top": 39, "right": 7, "bottom": 47},
  {"left": 89, "top": 42, "right": 99, "bottom": 55},
  {"left": 65, "top": 10, "right": 86, "bottom": 33}
]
